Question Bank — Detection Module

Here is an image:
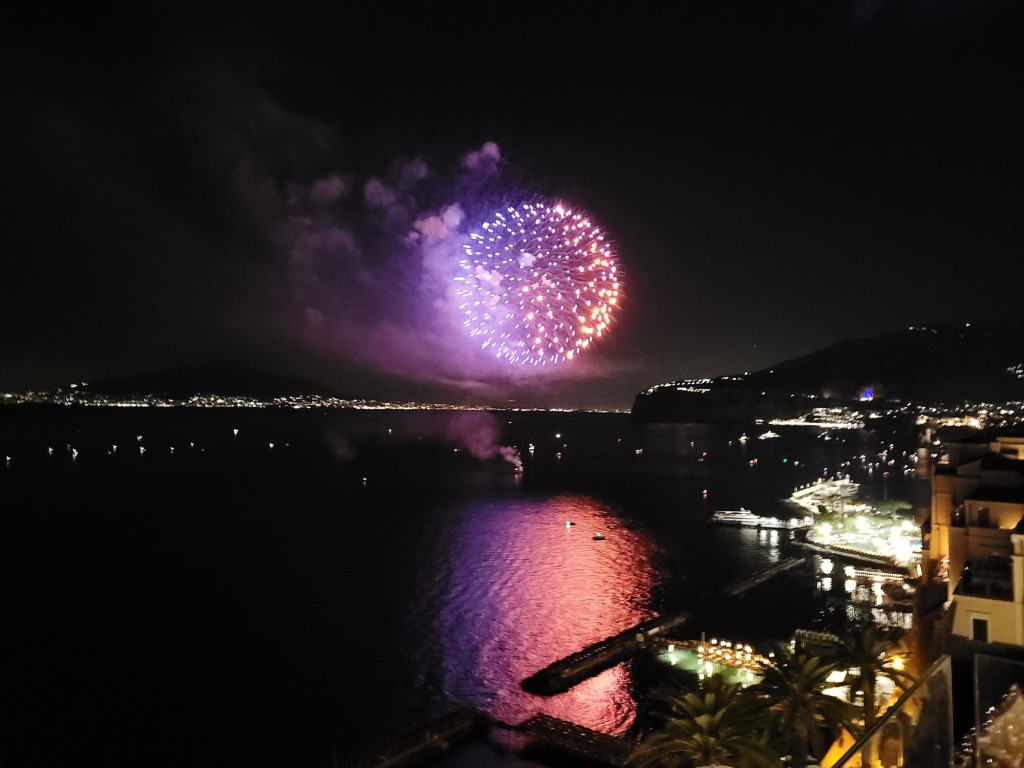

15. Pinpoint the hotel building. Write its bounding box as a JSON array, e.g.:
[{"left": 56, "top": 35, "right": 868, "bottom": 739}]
[{"left": 923, "top": 433, "right": 1024, "bottom": 655}]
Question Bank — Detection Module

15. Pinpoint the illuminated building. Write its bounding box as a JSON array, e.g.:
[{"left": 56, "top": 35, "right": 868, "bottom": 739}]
[{"left": 923, "top": 434, "right": 1024, "bottom": 651}]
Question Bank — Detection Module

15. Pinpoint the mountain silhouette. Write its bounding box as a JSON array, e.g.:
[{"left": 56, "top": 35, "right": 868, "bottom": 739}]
[{"left": 632, "top": 320, "right": 1024, "bottom": 423}]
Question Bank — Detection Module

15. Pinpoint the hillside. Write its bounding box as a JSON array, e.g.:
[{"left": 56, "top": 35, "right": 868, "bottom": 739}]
[{"left": 632, "top": 321, "right": 1024, "bottom": 423}]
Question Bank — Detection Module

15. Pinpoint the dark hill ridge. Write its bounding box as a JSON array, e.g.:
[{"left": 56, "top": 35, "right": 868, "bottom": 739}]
[
  {"left": 77, "top": 361, "right": 345, "bottom": 400},
  {"left": 50, "top": 322, "right": 1024, "bottom": 413},
  {"left": 747, "top": 321, "right": 1024, "bottom": 403},
  {"left": 632, "top": 321, "right": 1024, "bottom": 423}
]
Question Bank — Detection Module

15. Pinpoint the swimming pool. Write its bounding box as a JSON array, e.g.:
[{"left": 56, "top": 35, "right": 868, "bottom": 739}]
[{"left": 654, "top": 639, "right": 766, "bottom": 687}]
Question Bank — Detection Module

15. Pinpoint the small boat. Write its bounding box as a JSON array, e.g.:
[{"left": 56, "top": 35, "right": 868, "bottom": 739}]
[{"left": 593, "top": 532, "right": 606, "bottom": 540}]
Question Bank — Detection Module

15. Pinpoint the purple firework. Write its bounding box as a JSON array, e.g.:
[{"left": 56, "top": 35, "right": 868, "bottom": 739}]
[{"left": 454, "top": 200, "right": 622, "bottom": 366}]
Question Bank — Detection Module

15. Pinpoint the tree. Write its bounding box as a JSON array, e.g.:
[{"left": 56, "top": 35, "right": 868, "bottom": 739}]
[
  {"left": 627, "top": 673, "right": 779, "bottom": 768},
  {"left": 749, "top": 643, "right": 857, "bottom": 767},
  {"left": 822, "top": 621, "right": 916, "bottom": 731}
]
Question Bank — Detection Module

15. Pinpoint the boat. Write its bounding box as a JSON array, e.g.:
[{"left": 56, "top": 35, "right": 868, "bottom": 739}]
[
  {"left": 710, "top": 508, "right": 758, "bottom": 525},
  {"left": 593, "top": 532, "right": 606, "bottom": 540},
  {"left": 758, "top": 430, "right": 781, "bottom": 440},
  {"left": 710, "top": 509, "right": 813, "bottom": 530}
]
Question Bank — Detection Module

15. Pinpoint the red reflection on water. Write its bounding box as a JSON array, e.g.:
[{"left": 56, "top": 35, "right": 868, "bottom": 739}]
[{"left": 438, "top": 493, "right": 658, "bottom": 734}]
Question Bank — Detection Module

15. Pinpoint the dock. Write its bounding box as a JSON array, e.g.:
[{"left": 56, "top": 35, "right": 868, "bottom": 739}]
[
  {"left": 720, "top": 557, "right": 807, "bottom": 596},
  {"left": 793, "top": 535, "right": 900, "bottom": 568},
  {"left": 521, "top": 611, "right": 690, "bottom": 695},
  {"left": 341, "top": 707, "right": 487, "bottom": 768},
  {"left": 341, "top": 707, "right": 637, "bottom": 768},
  {"left": 516, "top": 713, "right": 633, "bottom": 766}
]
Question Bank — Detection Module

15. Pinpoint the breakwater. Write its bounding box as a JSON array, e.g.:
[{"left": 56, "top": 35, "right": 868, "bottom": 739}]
[
  {"left": 521, "top": 611, "right": 691, "bottom": 695},
  {"left": 341, "top": 708, "right": 486, "bottom": 768},
  {"left": 720, "top": 557, "right": 807, "bottom": 596},
  {"left": 516, "top": 713, "right": 632, "bottom": 766}
]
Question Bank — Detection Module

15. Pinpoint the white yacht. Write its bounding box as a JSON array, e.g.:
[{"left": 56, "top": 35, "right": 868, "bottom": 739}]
[{"left": 710, "top": 509, "right": 813, "bottom": 530}]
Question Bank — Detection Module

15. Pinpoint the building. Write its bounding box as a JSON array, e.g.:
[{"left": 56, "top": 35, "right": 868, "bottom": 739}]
[{"left": 922, "top": 433, "right": 1024, "bottom": 654}]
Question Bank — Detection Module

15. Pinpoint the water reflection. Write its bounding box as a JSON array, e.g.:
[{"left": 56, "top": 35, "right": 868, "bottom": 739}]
[
  {"left": 437, "top": 493, "right": 657, "bottom": 734},
  {"left": 757, "top": 527, "right": 782, "bottom": 561}
]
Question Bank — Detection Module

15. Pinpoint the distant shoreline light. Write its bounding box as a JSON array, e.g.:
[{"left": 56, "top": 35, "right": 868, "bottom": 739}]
[{"left": 0, "top": 391, "right": 628, "bottom": 414}]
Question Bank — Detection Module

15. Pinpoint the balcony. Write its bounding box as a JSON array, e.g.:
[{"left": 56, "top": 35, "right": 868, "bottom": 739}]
[{"left": 955, "top": 557, "right": 1014, "bottom": 600}]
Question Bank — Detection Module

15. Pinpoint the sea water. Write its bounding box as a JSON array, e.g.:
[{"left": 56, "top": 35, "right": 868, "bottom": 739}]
[{"left": 0, "top": 406, "right": 926, "bottom": 768}]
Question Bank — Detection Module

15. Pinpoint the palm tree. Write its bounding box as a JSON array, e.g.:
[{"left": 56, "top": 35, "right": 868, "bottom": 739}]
[
  {"left": 627, "top": 673, "right": 779, "bottom": 768},
  {"left": 749, "top": 643, "right": 857, "bottom": 767},
  {"left": 822, "top": 621, "right": 916, "bottom": 731}
]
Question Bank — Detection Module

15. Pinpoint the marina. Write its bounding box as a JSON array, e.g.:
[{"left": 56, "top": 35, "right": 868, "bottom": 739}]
[{"left": 781, "top": 477, "right": 862, "bottom": 516}]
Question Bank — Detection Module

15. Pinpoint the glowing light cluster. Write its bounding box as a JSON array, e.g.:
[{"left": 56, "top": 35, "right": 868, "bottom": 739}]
[{"left": 454, "top": 200, "right": 621, "bottom": 365}]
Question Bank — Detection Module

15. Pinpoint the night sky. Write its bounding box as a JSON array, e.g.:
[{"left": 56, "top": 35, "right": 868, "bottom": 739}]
[{"left": 3, "top": 2, "right": 1022, "bottom": 410}]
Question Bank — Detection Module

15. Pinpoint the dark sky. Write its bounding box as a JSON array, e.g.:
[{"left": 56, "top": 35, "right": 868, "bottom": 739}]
[{"left": 2, "top": 2, "right": 1022, "bottom": 410}]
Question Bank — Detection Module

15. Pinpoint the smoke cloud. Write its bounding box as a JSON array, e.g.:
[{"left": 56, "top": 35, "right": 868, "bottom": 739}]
[{"left": 322, "top": 410, "right": 522, "bottom": 469}]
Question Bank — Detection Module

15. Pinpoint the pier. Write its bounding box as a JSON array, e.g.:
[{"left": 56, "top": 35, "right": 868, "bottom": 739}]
[
  {"left": 521, "top": 611, "right": 691, "bottom": 695},
  {"left": 720, "top": 557, "right": 807, "bottom": 596},
  {"left": 341, "top": 707, "right": 486, "bottom": 768},
  {"left": 342, "top": 709, "right": 637, "bottom": 768},
  {"left": 794, "top": 534, "right": 901, "bottom": 568},
  {"left": 516, "top": 713, "right": 633, "bottom": 766}
]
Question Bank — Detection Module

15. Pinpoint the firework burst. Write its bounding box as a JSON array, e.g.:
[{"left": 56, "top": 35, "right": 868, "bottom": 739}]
[{"left": 454, "top": 200, "right": 622, "bottom": 366}]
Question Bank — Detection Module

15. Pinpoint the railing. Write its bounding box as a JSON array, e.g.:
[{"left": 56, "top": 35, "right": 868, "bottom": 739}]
[
  {"left": 830, "top": 655, "right": 954, "bottom": 768},
  {"left": 955, "top": 577, "right": 1014, "bottom": 600},
  {"left": 956, "top": 559, "right": 1014, "bottom": 600}
]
